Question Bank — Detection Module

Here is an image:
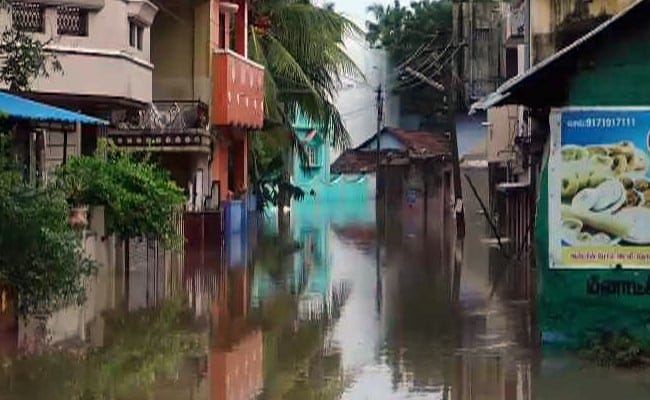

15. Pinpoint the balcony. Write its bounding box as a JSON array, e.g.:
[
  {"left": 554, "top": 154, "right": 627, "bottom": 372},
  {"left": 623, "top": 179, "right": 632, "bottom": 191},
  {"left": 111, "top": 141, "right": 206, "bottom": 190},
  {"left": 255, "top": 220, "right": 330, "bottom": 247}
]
[
  {"left": 212, "top": 49, "right": 265, "bottom": 129},
  {"left": 108, "top": 101, "right": 212, "bottom": 153},
  {"left": 506, "top": 6, "right": 525, "bottom": 45}
]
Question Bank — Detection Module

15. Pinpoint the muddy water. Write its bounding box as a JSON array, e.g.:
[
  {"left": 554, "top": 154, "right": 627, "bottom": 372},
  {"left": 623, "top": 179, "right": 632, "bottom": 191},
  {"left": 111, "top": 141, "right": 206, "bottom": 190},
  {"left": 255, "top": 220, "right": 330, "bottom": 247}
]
[{"left": 2, "top": 169, "right": 650, "bottom": 399}]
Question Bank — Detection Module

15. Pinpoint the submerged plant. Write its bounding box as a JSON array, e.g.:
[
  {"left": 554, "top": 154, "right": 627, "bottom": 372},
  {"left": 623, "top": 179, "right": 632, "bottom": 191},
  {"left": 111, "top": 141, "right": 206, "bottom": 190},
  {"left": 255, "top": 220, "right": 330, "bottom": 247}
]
[
  {"left": 0, "top": 299, "right": 205, "bottom": 399},
  {"left": 581, "top": 331, "right": 650, "bottom": 368}
]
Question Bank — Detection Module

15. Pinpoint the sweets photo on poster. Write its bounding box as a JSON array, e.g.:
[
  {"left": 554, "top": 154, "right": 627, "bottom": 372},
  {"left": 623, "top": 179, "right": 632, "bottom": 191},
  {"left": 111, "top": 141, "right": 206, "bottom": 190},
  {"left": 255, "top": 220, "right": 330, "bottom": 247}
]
[{"left": 560, "top": 140, "right": 650, "bottom": 248}]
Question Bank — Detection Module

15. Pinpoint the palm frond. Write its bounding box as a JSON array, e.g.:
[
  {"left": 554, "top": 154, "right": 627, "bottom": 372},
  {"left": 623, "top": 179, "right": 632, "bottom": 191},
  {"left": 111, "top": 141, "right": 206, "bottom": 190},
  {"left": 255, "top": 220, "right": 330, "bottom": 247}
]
[{"left": 250, "top": 0, "right": 364, "bottom": 198}]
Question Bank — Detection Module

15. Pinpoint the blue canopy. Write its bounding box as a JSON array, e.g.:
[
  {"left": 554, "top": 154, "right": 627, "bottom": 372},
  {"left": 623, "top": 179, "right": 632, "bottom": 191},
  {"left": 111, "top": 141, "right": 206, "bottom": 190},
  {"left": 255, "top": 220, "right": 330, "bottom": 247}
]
[{"left": 0, "top": 91, "right": 108, "bottom": 126}]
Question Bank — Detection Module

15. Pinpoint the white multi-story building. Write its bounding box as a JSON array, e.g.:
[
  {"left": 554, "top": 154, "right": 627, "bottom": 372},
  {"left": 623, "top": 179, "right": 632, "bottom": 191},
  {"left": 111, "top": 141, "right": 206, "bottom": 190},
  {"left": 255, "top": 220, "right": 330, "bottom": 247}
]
[
  {"left": 4, "top": 0, "right": 157, "bottom": 111},
  {"left": 1, "top": 1, "right": 158, "bottom": 178}
]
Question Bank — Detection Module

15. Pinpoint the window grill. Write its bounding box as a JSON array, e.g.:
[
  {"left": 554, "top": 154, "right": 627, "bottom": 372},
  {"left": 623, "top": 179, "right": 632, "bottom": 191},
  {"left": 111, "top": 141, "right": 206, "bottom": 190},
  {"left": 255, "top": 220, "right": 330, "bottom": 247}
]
[
  {"left": 57, "top": 6, "right": 88, "bottom": 36},
  {"left": 474, "top": 28, "right": 491, "bottom": 42},
  {"left": 306, "top": 146, "right": 319, "bottom": 167},
  {"left": 11, "top": 2, "right": 45, "bottom": 33},
  {"left": 129, "top": 19, "right": 144, "bottom": 50}
]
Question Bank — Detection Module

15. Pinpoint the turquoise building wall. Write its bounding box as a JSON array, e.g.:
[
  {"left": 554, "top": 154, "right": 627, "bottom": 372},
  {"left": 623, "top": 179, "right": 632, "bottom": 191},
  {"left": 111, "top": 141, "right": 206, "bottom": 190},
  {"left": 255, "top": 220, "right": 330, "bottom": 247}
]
[
  {"left": 252, "top": 201, "right": 375, "bottom": 308},
  {"left": 291, "top": 115, "right": 374, "bottom": 203}
]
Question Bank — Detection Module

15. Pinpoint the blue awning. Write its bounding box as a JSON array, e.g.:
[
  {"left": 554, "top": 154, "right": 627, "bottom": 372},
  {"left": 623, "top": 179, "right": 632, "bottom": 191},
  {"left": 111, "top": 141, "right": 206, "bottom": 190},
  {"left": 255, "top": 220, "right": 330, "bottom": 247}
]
[{"left": 0, "top": 91, "right": 108, "bottom": 126}]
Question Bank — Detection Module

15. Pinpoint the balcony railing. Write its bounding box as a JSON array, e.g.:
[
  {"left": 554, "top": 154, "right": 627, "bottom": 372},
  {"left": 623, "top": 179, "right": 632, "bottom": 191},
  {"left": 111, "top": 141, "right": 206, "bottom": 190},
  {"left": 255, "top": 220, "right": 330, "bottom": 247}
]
[
  {"left": 114, "top": 101, "right": 209, "bottom": 131},
  {"left": 212, "top": 49, "right": 265, "bottom": 129},
  {"left": 108, "top": 101, "right": 212, "bottom": 153},
  {"left": 507, "top": 7, "right": 525, "bottom": 40},
  {"left": 108, "top": 130, "right": 212, "bottom": 153}
]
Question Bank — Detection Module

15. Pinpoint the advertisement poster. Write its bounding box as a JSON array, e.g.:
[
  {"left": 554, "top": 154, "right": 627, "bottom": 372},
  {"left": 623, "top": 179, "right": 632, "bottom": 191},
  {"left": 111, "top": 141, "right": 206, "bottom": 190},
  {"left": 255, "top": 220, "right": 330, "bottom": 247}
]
[{"left": 550, "top": 108, "right": 650, "bottom": 269}]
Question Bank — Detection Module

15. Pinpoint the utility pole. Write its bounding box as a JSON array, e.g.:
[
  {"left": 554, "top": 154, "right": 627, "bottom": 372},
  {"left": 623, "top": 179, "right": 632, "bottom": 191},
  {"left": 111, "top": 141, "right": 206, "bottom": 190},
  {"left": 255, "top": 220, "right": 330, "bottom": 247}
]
[
  {"left": 448, "top": 76, "right": 466, "bottom": 240},
  {"left": 374, "top": 83, "right": 385, "bottom": 316},
  {"left": 451, "top": 5, "right": 466, "bottom": 241},
  {"left": 375, "top": 84, "right": 384, "bottom": 198}
]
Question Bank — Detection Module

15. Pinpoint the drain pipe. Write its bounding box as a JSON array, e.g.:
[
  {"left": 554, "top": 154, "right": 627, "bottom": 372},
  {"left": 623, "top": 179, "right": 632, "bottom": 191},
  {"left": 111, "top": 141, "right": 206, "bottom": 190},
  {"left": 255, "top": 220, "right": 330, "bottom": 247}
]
[{"left": 525, "top": 0, "right": 531, "bottom": 69}]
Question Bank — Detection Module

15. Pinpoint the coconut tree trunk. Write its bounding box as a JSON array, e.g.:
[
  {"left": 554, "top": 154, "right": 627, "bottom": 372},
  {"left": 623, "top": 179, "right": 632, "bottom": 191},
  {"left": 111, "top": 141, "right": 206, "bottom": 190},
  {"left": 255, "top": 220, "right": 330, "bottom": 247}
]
[{"left": 278, "top": 147, "right": 291, "bottom": 241}]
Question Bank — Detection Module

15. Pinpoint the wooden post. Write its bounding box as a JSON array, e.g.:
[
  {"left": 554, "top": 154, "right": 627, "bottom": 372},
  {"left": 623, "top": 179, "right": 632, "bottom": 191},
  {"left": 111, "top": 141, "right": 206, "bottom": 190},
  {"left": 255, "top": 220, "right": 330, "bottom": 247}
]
[
  {"left": 124, "top": 238, "right": 130, "bottom": 306},
  {"left": 62, "top": 131, "right": 68, "bottom": 165}
]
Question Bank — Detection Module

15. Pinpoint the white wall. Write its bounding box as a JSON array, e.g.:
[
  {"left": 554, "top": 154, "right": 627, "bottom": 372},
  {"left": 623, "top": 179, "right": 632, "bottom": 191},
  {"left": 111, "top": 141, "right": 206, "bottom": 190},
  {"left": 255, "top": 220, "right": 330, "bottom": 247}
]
[
  {"left": 331, "top": 35, "right": 400, "bottom": 162},
  {"left": 0, "top": 1, "right": 157, "bottom": 103}
]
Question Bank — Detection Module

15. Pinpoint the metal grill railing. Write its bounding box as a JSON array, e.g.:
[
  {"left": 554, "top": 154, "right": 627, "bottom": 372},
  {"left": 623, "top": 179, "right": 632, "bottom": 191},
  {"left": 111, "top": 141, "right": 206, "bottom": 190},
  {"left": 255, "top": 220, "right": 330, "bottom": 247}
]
[
  {"left": 11, "top": 2, "right": 45, "bottom": 33},
  {"left": 57, "top": 6, "right": 88, "bottom": 36},
  {"left": 113, "top": 101, "right": 209, "bottom": 131}
]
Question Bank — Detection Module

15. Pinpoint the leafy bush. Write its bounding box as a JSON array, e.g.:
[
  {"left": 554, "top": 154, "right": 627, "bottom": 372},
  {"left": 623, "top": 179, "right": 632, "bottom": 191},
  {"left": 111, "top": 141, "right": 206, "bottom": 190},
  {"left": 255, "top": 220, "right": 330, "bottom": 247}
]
[
  {"left": 0, "top": 140, "right": 95, "bottom": 316},
  {"left": 56, "top": 144, "right": 186, "bottom": 248},
  {"left": 582, "top": 331, "right": 650, "bottom": 368}
]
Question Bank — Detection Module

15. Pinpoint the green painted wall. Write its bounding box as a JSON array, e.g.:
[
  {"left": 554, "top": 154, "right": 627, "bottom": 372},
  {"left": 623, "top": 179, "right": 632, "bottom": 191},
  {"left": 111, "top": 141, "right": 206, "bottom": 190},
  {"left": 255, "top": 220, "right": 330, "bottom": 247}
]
[
  {"left": 569, "top": 28, "right": 650, "bottom": 106},
  {"left": 540, "top": 27, "right": 650, "bottom": 346},
  {"left": 538, "top": 164, "right": 650, "bottom": 347}
]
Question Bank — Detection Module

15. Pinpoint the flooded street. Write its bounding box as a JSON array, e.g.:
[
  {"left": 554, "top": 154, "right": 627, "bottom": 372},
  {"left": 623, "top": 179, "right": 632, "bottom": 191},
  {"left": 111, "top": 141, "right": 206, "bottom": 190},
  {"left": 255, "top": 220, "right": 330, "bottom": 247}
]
[{"left": 2, "top": 169, "right": 650, "bottom": 399}]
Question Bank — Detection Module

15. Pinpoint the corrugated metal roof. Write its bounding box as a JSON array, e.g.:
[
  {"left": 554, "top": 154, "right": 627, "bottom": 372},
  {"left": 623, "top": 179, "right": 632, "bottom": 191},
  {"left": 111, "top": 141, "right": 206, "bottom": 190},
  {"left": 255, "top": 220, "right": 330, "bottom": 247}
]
[
  {"left": 331, "top": 150, "right": 383, "bottom": 174},
  {"left": 356, "top": 126, "right": 452, "bottom": 157},
  {"left": 331, "top": 127, "right": 452, "bottom": 174},
  {"left": 470, "top": 0, "right": 647, "bottom": 112},
  {"left": 0, "top": 91, "right": 108, "bottom": 125},
  {"left": 384, "top": 127, "right": 452, "bottom": 157}
]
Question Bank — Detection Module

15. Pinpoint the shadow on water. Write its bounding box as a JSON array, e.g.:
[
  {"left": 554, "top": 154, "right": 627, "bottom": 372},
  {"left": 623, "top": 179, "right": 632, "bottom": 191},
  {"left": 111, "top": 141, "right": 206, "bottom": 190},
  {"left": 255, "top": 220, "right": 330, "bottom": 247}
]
[{"left": 4, "top": 170, "right": 650, "bottom": 398}]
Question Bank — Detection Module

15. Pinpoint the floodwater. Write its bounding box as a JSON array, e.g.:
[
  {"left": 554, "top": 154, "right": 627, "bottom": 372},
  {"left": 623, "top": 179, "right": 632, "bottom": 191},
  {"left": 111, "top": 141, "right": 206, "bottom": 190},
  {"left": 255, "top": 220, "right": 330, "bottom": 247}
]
[{"left": 3, "top": 168, "right": 650, "bottom": 399}]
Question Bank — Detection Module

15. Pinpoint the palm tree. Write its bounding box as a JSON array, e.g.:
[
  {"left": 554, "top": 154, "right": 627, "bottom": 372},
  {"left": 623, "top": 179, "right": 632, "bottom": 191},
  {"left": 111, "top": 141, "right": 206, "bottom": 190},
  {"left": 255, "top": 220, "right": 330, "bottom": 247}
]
[
  {"left": 248, "top": 0, "right": 363, "bottom": 213},
  {"left": 249, "top": 0, "right": 363, "bottom": 150}
]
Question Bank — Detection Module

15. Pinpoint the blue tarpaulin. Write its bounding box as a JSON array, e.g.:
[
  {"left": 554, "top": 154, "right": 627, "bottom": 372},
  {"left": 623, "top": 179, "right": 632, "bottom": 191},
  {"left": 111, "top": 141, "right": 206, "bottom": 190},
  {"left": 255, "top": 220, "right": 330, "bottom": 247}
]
[{"left": 0, "top": 91, "right": 107, "bottom": 125}]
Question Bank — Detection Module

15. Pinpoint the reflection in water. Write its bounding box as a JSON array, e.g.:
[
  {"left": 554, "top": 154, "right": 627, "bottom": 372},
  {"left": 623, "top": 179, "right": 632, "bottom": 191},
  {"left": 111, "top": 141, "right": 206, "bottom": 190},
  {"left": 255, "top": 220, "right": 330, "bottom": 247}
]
[
  {"left": 0, "top": 299, "right": 205, "bottom": 399},
  {"left": 4, "top": 170, "right": 650, "bottom": 398}
]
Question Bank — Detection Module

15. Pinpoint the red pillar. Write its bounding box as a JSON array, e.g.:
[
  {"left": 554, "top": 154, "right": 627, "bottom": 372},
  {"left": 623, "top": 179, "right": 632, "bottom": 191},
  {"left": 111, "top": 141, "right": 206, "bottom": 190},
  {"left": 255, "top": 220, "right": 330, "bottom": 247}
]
[{"left": 235, "top": 0, "right": 248, "bottom": 57}]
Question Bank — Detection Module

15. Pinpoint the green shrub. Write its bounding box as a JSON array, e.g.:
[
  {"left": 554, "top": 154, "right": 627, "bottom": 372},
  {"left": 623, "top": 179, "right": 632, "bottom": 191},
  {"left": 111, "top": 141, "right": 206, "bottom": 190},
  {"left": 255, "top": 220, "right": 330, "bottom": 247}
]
[
  {"left": 56, "top": 143, "right": 186, "bottom": 248},
  {"left": 0, "top": 167, "right": 96, "bottom": 316},
  {"left": 581, "top": 331, "right": 650, "bottom": 368}
]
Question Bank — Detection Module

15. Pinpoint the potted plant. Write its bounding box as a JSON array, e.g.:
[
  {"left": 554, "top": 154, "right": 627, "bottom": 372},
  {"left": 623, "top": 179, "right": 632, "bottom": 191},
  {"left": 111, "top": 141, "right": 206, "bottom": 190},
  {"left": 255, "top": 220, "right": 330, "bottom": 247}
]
[{"left": 58, "top": 172, "right": 89, "bottom": 229}]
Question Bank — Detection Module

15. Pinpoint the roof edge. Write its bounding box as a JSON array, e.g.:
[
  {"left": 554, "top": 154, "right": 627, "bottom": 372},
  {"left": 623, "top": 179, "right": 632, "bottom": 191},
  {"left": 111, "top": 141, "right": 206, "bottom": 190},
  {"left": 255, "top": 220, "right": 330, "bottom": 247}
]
[{"left": 470, "top": 0, "right": 646, "bottom": 112}]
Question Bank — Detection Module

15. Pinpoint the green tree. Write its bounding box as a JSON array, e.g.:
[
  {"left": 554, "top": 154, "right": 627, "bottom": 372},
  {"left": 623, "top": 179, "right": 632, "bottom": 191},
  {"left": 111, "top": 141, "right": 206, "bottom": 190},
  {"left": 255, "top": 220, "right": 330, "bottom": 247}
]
[
  {"left": 250, "top": 0, "right": 362, "bottom": 149},
  {"left": 0, "top": 2, "right": 62, "bottom": 91},
  {"left": 0, "top": 28, "right": 62, "bottom": 92},
  {"left": 366, "top": 0, "right": 453, "bottom": 124},
  {"left": 0, "top": 137, "right": 95, "bottom": 316},
  {"left": 248, "top": 0, "right": 362, "bottom": 210},
  {"left": 0, "top": 3, "right": 85, "bottom": 317}
]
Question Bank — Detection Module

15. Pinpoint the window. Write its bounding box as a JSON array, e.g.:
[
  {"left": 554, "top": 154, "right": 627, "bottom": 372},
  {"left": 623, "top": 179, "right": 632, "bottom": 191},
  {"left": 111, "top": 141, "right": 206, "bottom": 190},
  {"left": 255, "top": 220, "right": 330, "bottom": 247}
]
[
  {"left": 218, "top": 13, "right": 226, "bottom": 49},
  {"left": 11, "top": 2, "right": 45, "bottom": 33},
  {"left": 506, "top": 48, "right": 519, "bottom": 79},
  {"left": 306, "top": 146, "right": 319, "bottom": 167},
  {"left": 473, "top": 28, "right": 490, "bottom": 42},
  {"left": 129, "top": 19, "right": 144, "bottom": 50},
  {"left": 57, "top": 6, "right": 88, "bottom": 36}
]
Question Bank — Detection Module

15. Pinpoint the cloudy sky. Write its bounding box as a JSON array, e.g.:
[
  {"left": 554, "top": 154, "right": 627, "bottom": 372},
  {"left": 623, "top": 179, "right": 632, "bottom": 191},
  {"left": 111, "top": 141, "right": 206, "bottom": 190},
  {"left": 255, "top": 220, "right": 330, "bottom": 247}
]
[{"left": 319, "top": 0, "right": 395, "bottom": 25}]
